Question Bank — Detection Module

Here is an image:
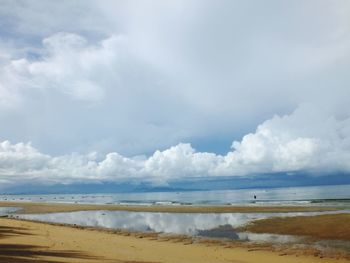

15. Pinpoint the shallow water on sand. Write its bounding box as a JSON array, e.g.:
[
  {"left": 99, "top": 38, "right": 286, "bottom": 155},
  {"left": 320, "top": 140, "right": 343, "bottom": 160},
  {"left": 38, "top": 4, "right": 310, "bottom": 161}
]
[
  {"left": 0, "top": 207, "right": 20, "bottom": 215},
  {"left": 13, "top": 209, "right": 350, "bottom": 245}
]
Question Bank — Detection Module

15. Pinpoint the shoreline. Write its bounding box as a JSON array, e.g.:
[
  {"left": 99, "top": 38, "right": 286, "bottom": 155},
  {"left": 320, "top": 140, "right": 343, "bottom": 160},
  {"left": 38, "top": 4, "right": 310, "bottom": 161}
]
[
  {"left": 0, "top": 201, "right": 344, "bottom": 214},
  {"left": 1, "top": 217, "right": 349, "bottom": 262},
  {"left": 1, "top": 201, "right": 350, "bottom": 262}
]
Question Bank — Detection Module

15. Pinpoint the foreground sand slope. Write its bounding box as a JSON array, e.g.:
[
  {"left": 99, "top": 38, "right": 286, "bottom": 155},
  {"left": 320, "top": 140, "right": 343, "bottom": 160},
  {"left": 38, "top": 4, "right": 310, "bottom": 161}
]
[{"left": 0, "top": 218, "right": 348, "bottom": 263}]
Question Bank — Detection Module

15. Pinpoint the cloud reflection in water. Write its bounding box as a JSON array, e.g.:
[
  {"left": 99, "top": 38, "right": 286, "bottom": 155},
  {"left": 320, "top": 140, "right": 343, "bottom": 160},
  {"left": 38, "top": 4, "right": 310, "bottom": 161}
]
[{"left": 16, "top": 210, "right": 348, "bottom": 243}]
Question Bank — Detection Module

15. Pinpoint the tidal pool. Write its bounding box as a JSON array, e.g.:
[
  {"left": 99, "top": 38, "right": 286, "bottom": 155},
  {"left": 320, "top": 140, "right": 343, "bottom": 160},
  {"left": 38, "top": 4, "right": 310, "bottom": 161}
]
[{"left": 14, "top": 210, "right": 350, "bottom": 244}]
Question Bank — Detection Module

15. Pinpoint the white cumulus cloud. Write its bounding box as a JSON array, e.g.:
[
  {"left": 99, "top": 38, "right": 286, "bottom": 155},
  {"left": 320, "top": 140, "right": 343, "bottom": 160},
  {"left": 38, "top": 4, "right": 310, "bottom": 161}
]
[
  {"left": 0, "top": 105, "right": 349, "bottom": 187},
  {"left": 5, "top": 33, "right": 134, "bottom": 103}
]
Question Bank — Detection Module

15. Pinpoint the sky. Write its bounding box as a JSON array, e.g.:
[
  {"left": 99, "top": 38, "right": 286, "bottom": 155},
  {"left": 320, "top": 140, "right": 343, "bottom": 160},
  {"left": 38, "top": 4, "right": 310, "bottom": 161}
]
[{"left": 0, "top": 0, "right": 350, "bottom": 191}]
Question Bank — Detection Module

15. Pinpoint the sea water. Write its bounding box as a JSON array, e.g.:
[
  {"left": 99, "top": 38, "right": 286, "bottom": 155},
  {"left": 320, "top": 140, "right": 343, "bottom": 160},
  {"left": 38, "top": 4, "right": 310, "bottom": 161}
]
[{"left": 1, "top": 184, "right": 350, "bottom": 206}]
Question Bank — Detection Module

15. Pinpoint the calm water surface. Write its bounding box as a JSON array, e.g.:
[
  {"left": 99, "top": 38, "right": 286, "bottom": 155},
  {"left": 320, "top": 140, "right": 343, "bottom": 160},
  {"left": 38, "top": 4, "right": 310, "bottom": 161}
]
[{"left": 14, "top": 209, "right": 350, "bottom": 244}]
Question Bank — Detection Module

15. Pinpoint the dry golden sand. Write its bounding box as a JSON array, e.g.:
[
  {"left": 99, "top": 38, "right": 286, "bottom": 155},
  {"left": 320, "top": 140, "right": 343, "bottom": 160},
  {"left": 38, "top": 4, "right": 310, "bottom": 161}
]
[
  {"left": 0, "top": 218, "right": 349, "bottom": 263},
  {"left": 0, "top": 201, "right": 341, "bottom": 214}
]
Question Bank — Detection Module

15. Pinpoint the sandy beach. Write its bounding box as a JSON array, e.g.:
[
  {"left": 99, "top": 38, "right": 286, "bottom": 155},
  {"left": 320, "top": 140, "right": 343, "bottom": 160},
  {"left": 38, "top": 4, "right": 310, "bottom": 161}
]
[
  {"left": 0, "top": 216, "right": 349, "bottom": 263},
  {"left": 0, "top": 202, "right": 349, "bottom": 262}
]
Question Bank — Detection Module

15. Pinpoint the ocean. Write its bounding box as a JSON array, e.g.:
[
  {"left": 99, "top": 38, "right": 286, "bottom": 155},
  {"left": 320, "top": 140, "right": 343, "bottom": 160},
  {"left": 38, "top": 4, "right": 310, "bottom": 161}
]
[{"left": 1, "top": 184, "right": 350, "bottom": 206}]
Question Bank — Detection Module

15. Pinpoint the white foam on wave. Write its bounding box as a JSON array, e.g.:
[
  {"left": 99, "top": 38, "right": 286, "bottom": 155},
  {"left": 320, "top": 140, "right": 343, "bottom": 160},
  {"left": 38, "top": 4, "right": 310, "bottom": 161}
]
[{"left": 14, "top": 209, "right": 350, "bottom": 236}]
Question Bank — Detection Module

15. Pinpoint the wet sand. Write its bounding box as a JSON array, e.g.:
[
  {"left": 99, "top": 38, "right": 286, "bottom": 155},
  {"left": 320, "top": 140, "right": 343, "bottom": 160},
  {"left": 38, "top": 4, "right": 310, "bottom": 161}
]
[
  {"left": 1, "top": 217, "right": 349, "bottom": 263},
  {"left": 240, "top": 213, "right": 350, "bottom": 240},
  {"left": 0, "top": 201, "right": 341, "bottom": 214}
]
